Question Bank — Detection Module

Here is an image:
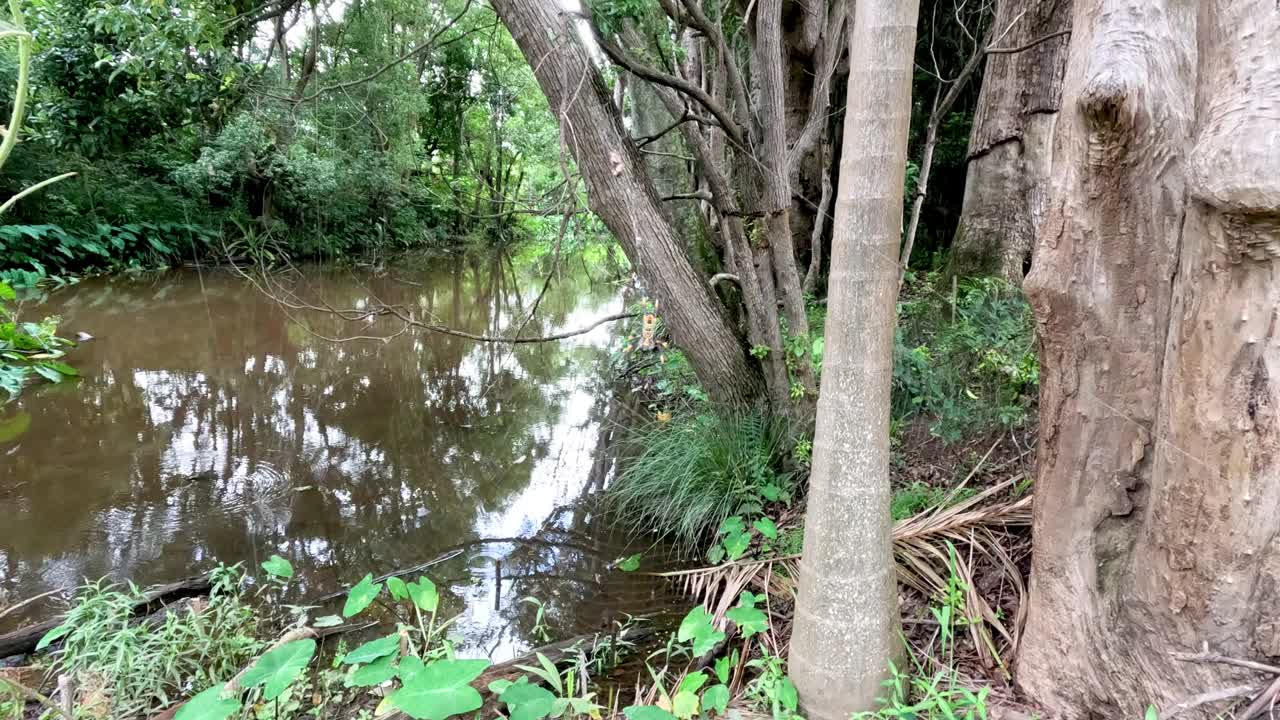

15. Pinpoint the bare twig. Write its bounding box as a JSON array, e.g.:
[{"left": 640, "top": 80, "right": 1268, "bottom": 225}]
[
  {"left": 1162, "top": 685, "right": 1257, "bottom": 718},
  {"left": 1241, "top": 675, "right": 1280, "bottom": 719},
  {"left": 986, "top": 29, "right": 1072, "bottom": 55},
  {"left": 0, "top": 587, "right": 65, "bottom": 622},
  {"left": 1173, "top": 651, "right": 1280, "bottom": 677}
]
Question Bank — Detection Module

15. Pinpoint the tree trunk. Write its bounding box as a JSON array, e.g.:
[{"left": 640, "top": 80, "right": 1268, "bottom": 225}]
[
  {"left": 490, "top": 0, "right": 764, "bottom": 407},
  {"left": 1019, "top": 1, "right": 1280, "bottom": 716},
  {"left": 949, "top": 0, "right": 1070, "bottom": 283},
  {"left": 788, "top": 0, "right": 919, "bottom": 717}
]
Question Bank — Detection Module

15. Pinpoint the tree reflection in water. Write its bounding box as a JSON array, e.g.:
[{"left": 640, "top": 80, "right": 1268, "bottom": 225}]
[{"left": 0, "top": 250, "right": 680, "bottom": 660}]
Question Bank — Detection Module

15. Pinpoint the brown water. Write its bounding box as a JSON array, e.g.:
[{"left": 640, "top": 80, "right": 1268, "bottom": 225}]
[{"left": 0, "top": 252, "right": 678, "bottom": 660}]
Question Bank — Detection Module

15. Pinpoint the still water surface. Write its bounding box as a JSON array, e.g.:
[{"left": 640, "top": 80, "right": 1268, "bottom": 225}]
[{"left": 0, "top": 252, "right": 673, "bottom": 660}]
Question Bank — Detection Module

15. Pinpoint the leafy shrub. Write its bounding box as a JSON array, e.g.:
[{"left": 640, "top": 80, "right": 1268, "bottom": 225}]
[
  {"left": 0, "top": 280, "right": 78, "bottom": 397},
  {"left": 608, "top": 411, "right": 792, "bottom": 550},
  {"left": 893, "top": 275, "right": 1038, "bottom": 442}
]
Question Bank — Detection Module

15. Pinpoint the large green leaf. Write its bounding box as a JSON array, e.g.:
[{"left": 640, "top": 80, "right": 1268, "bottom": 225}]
[
  {"left": 342, "top": 634, "right": 400, "bottom": 664},
  {"left": 676, "top": 607, "right": 724, "bottom": 657},
  {"left": 260, "top": 555, "right": 293, "bottom": 579},
  {"left": 702, "top": 685, "right": 730, "bottom": 715},
  {"left": 352, "top": 654, "right": 399, "bottom": 687},
  {"left": 407, "top": 576, "right": 438, "bottom": 613},
  {"left": 35, "top": 623, "right": 72, "bottom": 651},
  {"left": 174, "top": 684, "right": 241, "bottom": 720},
  {"left": 498, "top": 676, "right": 556, "bottom": 720},
  {"left": 385, "top": 658, "right": 490, "bottom": 720},
  {"left": 238, "top": 638, "right": 315, "bottom": 701},
  {"left": 623, "top": 706, "right": 677, "bottom": 720},
  {"left": 671, "top": 690, "right": 699, "bottom": 720},
  {"left": 387, "top": 576, "right": 409, "bottom": 601},
  {"left": 343, "top": 574, "right": 382, "bottom": 617},
  {"left": 725, "top": 604, "right": 767, "bottom": 639}
]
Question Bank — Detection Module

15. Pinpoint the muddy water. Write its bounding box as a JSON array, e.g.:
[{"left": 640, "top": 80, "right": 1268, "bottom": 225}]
[{"left": 0, "top": 252, "right": 677, "bottom": 660}]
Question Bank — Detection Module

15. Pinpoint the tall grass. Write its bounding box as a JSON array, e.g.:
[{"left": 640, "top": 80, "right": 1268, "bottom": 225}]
[
  {"left": 44, "top": 565, "right": 262, "bottom": 718},
  {"left": 608, "top": 411, "right": 792, "bottom": 551}
]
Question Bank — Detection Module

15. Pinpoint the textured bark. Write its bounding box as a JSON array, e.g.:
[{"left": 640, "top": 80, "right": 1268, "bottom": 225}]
[
  {"left": 491, "top": 0, "right": 764, "bottom": 407},
  {"left": 949, "top": 0, "right": 1070, "bottom": 282},
  {"left": 789, "top": 0, "right": 919, "bottom": 716},
  {"left": 1018, "top": 1, "right": 1280, "bottom": 716}
]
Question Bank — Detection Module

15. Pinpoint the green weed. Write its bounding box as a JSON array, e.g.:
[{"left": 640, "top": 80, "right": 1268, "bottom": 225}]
[
  {"left": 0, "top": 280, "right": 78, "bottom": 398},
  {"left": 608, "top": 411, "right": 792, "bottom": 551}
]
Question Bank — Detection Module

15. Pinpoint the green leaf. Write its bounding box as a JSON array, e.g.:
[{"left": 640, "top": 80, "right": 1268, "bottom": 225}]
[
  {"left": 0, "top": 283, "right": 14, "bottom": 301},
  {"left": 343, "top": 574, "right": 382, "bottom": 617},
  {"left": 175, "top": 684, "right": 241, "bottom": 720},
  {"left": 498, "top": 676, "right": 556, "bottom": 720},
  {"left": 352, "top": 654, "right": 399, "bottom": 687},
  {"left": 43, "top": 361, "right": 77, "bottom": 377},
  {"left": 623, "top": 706, "right": 677, "bottom": 720},
  {"left": 238, "top": 639, "right": 315, "bottom": 701},
  {"left": 385, "top": 658, "right": 490, "bottom": 720},
  {"left": 718, "top": 516, "right": 746, "bottom": 536},
  {"left": 671, "top": 690, "right": 699, "bottom": 719},
  {"left": 713, "top": 656, "right": 732, "bottom": 685},
  {"left": 260, "top": 555, "right": 293, "bottom": 579},
  {"left": 616, "top": 553, "right": 641, "bottom": 572},
  {"left": 486, "top": 679, "right": 513, "bottom": 695},
  {"left": 760, "top": 483, "right": 782, "bottom": 502},
  {"left": 407, "top": 576, "right": 438, "bottom": 613},
  {"left": 342, "top": 634, "right": 400, "bottom": 664},
  {"left": 752, "top": 517, "right": 778, "bottom": 540},
  {"left": 678, "top": 672, "right": 707, "bottom": 694},
  {"left": 677, "top": 607, "right": 725, "bottom": 657},
  {"left": 387, "top": 576, "right": 409, "bottom": 601},
  {"left": 1145, "top": 706, "right": 1159, "bottom": 720},
  {"left": 777, "top": 677, "right": 798, "bottom": 712},
  {"left": 35, "top": 623, "right": 72, "bottom": 651},
  {"left": 722, "top": 531, "right": 751, "bottom": 561},
  {"left": 313, "top": 615, "right": 344, "bottom": 628},
  {"left": 702, "top": 684, "right": 730, "bottom": 715},
  {"left": 725, "top": 604, "right": 768, "bottom": 639}
]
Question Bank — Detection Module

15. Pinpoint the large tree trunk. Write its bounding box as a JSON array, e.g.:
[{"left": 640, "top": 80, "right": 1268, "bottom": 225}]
[
  {"left": 949, "top": 0, "right": 1070, "bottom": 282},
  {"left": 788, "top": 0, "right": 919, "bottom": 717},
  {"left": 490, "top": 0, "right": 764, "bottom": 407},
  {"left": 1019, "top": 1, "right": 1280, "bottom": 716}
]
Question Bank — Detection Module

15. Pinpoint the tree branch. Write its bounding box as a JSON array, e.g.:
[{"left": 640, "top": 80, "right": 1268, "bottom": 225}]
[
  {"left": 589, "top": 24, "right": 746, "bottom": 146},
  {"left": 297, "top": 0, "right": 474, "bottom": 103},
  {"left": 663, "top": 190, "right": 713, "bottom": 202},
  {"left": 985, "top": 29, "right": 1071, "bottom": 55}
]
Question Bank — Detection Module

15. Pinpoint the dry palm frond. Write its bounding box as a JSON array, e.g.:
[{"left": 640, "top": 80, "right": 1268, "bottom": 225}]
[{"left": 652, "top": 477, "right": 1032, "bottom": 672}]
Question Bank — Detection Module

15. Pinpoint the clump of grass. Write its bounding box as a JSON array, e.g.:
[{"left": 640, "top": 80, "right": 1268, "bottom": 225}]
[
  {"left": 608, "top": 411, "right": 792, "bottom": 551},
  {"left": 42, "top": 564, "right": 263, "bottom": 718}
]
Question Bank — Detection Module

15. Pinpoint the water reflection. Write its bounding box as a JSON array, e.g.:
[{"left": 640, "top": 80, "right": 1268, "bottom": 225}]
[{"left": 0, "top": 251, "right": 676, "bottom": 659}]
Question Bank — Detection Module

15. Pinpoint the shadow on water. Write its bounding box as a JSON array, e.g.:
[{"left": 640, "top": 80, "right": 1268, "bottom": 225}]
[{"left": 0, "top": 249, "right": 685, "bottom": 661}]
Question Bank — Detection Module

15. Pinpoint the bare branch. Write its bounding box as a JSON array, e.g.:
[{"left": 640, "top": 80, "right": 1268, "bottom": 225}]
[
  {"left": 663, "top": 190, "right": 713, "bottom": 202},
  {"left": 986, "top": 29, "right": 1071, "bottom": 55}
]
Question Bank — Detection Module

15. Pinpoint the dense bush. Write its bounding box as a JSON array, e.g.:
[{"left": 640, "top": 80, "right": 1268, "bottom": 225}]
[{"left": 893, "top": 274, "right": 1039, "bottom": 442}]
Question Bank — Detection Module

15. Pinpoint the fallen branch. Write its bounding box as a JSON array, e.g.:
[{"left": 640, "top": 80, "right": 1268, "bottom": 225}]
[
  {"left": 0, "top": 587, "right": 66, "bottom": 622},
  {"left": 1172, "top": 650, "right": 1280, "bottom": 677},
  {"left": 0, "top": 575, "right": 211, "bottom": 658},
  {"left": 1241, "top": 675, "right": 1280, "bottom": 719}
]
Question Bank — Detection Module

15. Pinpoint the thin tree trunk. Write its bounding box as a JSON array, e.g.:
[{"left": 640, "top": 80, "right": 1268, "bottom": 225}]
[
  {"left": 949, "top": 0, "right": 1071, "bottom": 283},
  {"left": 490, "top": 0, "right": 764, "bottom": 407},
  {"left": 1019, "top": 1, "right": 1280, "bottom": 716},
  {"left": 789, "top": 0, "right": 919, "bottom": 716}
]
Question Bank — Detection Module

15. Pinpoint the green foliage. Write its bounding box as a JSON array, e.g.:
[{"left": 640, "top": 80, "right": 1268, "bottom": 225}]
[
  {"left": 852, "top": 660, "right": 990, "bottom": 720},
  {"left": 173, "top": 684, "right": 241, "bottom": 720},
  {"left": 238, "top": 638, "right": 316, "bottom": 701},
  {"left": 891, "top": 481, "right": 976, "bottom": 521},
  {"left": 386, "top": 658, "right": 491, "bottom": 720},
  {"left": 0, "top": 280, "right": 77, "bottom": 398},
  {"left": 259, "top": 555, "right": 293, "bottom": 579},
  {"left": 343, "top": 573, "right": 382, "bottom": 617},
  {"left": 608, "top": 411, "right": 793, "bottom": 550},
  {"left": 894, "top": 275, "right": 1038, "bottom": 442},
  {"left": 677, "top": 606, "right": 725, "bottom": 657},
  {"left": 745, "top": 651, "right": 801, "bottom": 720},
  {"left": 40, "top": 564, "right": 262, "bottom": 718}
]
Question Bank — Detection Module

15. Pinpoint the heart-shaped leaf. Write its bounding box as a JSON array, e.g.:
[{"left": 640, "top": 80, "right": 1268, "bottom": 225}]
[
  {"left": 677, "top": 607, "right": 725, "bottom": 657},
  {"left": 671, "top": 690, "right": 699, "bottom": 719},
  {"left": 498, "top": 676, "right": 556, "bottom": 720},
  {"left": 343, "top": 574, "right": 382, "bottom": 618},
  {"left": 725, "top": 604, "right": 768, "bottom": 639},
  {"left": 175, "top": 684, "right": 241, "bottom": 720},
  {"left": 261, "top": 555, "right": 293, "bottom": 579},
  {"left": 702, "top": 684, "right": 730, "bottom": 715},
  {"left": 352, "top": 654, "right": 398, "bottom": 687},
  {"left": 385, "top": 658, "right": 490, "bottom": 720},
  {"left": 387, "top": 576, "right": 409, "bottom": 601},
  {"left": 752, "top": 517, "right": 777, "bottom": 540},
  {"left": 342, "top": 634, "right": 399, "bottom": 664},
  {"left": 616, "top": 554, "right": 641, "bottom": 572},
  {"left": 713, "top": 656, "right": 732, "bottom": 685},
  {"left": 678, "top": 672, "right": 707, "bottom": 694},
  {"left": 238, "top": 639, "right": 315, "bottom": 701},
  {"left": 407, "top": 577, "right": 438, "bottom": 613},
  {"left": 623, "top": 706, "right": 677, "bottom": 720}
]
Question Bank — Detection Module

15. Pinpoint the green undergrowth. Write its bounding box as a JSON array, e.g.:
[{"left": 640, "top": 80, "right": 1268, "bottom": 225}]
[
  {"left": 608, "top": 411, "right": 794, "bottom": 552},
  {"left": 0, "top": 280, "right": 78, "bottom": 398}
]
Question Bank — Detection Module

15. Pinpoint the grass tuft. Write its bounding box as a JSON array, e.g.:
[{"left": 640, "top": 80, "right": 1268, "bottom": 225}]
[{"left": 607, "top": 411, "right": 792, "bottom": 552}]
